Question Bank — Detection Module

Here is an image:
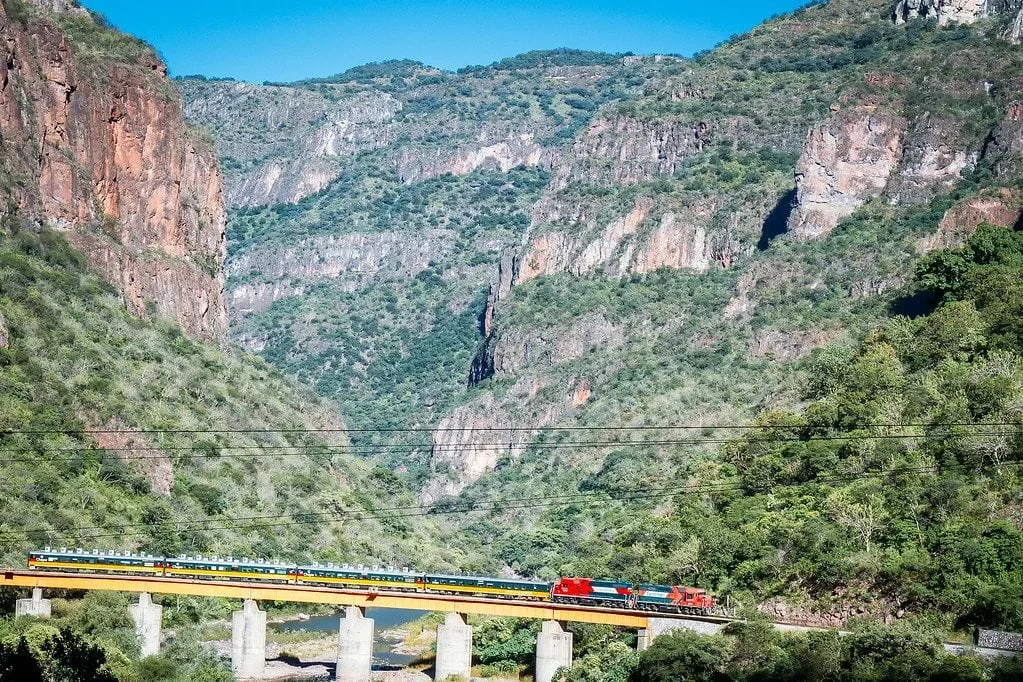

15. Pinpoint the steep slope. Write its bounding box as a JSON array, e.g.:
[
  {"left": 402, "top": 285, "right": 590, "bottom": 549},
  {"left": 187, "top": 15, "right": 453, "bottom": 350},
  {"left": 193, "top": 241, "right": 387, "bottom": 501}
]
[
  {"left": 0, "top": 0, "right": 481, "bottom": 573},
  {"left": 430, "top": 0, "right": 1023, "bottom": 499},
  {"left": 179, "top": 52, "right": 670, "bottom": 459},
  {"left": 428, "top": 0, "right": 1023, "bottom": 625},
  {"left": 0, "top": 222, "right": 479, "bottom": 573},
  {"left": 0, "top": 0, "right": 228, "bottom": 340},
  {"left": 182, "top": 0, "right": 1023, "bottom": 627},
  {"left": 179, "top": 51, "right": 656, "bottom": 208}
]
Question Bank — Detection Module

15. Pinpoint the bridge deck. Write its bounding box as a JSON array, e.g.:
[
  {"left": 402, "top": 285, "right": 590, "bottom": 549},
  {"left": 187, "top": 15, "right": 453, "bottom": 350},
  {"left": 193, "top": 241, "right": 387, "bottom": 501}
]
[{"left": 0, "top": 570, "right": 739, "bottom": 628}]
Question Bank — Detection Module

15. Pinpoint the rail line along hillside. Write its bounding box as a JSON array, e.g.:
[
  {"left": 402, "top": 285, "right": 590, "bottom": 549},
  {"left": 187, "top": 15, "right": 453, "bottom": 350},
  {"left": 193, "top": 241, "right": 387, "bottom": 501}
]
[{"left": 28, "top": 548, "right": 718, "bottom": 616}]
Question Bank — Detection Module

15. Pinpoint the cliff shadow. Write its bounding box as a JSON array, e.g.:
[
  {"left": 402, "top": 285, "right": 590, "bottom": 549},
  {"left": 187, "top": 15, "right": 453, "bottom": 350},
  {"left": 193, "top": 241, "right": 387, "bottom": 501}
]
[
  {"left": 758, "top": 188, "right": 797, "bottom": 251},
  {"left": 889, "top": 290, "right": 937, "bottom": 319}
]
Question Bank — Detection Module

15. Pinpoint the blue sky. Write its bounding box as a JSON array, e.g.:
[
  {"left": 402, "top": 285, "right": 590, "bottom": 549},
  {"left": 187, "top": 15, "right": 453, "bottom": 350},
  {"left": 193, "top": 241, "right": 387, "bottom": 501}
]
[{"left": 81, "top": 0, "right": 809, "bottom": 83}]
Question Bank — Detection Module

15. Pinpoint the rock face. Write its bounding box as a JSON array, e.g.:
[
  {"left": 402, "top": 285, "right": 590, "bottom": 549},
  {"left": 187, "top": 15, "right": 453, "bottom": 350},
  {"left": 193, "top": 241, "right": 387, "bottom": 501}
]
[
  {"left": 477, "top": 313, "right": 624, "bottom": 380},
  {"left": 788, "top": 105, "right": 906, "bottom": 239},
  {"left": 516, "top": 197, "right": 751, "bottom": 283},
  {"left": 0, "top": 1, "right": 228, "bottom": 339},
  {"left": 422, "top": 376, "right": 588, "bottom": 503},
  {"left": 987, "top": 102, "right": 1023, "bottom": 177},
  {"left": 895, "top": 115, "right": 979, "bottom": 204},
  {"left": 916, "top": 191, "right": 1021, "bottom": 252},
  {"left": 511, "top": 111, "right": 758, "bottom": 282},
  {"left": 550, "top": 116, "right": 711, "bottom": 190},
  {"left": 90, "top": 428, "right": 173, "bottom": 496},
  {"left": 748, "top": 329, "right": 841, "bottom": 362},
  {"left": 0, "top": 310, "right": 8, "bottom": 349},
  {"left": 892, "top": 0, "right": 1023, "bottom": 24},
  {"left": 178, "top": 63, "right": 641, "bottom": 208},
  {"left": 184, "top": 83, "right": 403, "bottom": 206},
  {"left": 395, "top": 133, "right": 554, "bottom": 185},
  {"left": 228, "top": 230, "right": 454, "bottom": 315}
]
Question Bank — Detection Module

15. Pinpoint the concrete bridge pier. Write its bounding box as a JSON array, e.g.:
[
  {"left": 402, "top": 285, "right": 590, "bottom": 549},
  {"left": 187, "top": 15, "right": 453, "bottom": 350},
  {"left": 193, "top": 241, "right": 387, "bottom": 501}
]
[
  {"left": 337, "top": 606, "right": 374, "bottom": 682},
  {"left": 15, "top": 588, "right": 51, "bottom": 618},
  {"left": 129, "top": 592, "right": 162, "bottom": 657},
  {"left": 636, "top": 628, "right": 651, "bottom": 652},
  {"left": 232, "top": 599, "right": 266, "bottom": 679},
  {"left": 535, "top": 620, "right": 573, "bottom": 682},
  {"left": 435, "top": 612, "right": 472, "bottom": 681}
]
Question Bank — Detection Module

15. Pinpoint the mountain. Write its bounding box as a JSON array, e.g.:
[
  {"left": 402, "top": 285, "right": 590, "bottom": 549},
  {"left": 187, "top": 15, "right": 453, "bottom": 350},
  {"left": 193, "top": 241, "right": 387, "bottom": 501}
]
[
  {"left": 0, "top": 0, "right": 483, "bottom": 575},
  {"left": 178, "top": 0, "right": 1023, "bottom": 631},
  {"left": 0, "top": 0, "right": 227, "bottom": 340}
]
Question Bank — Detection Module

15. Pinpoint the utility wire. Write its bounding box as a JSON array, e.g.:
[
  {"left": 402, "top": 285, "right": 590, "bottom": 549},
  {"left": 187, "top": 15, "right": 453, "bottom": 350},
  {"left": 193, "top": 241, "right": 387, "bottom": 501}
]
[
  {"left": 0, "top": 421, "right": 1019, "bottom": 436},
  {"left": 0, "top": 431, "right": 1016, "bottom": 464},
  {"left": 3, "top": 460, "right": 1019, "bottom": 545}
]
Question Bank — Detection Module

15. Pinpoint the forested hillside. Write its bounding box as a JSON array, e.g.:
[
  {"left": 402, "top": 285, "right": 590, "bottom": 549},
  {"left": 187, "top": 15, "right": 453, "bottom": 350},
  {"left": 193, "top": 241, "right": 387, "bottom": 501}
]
[{"left": 177, "top": 0, "right": 1023, "bottom": 634}]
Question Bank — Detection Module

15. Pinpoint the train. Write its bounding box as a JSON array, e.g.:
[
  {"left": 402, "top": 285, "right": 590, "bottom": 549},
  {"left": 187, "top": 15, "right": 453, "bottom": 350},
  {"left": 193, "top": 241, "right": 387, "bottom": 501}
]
[{"left": 27, "top": 548, "right": 716, "bottom": 615}]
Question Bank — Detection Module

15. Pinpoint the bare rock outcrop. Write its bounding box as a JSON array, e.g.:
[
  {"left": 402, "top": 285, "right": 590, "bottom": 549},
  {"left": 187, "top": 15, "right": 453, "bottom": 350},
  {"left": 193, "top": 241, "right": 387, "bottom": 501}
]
[
  {"left": 488, "top": 313, "right": 625, "bottom": 378},
  {"left": 0, "top": 3, "right": 228, "bottom": 339},
  {"left": 183, "top": 83, "right": 402, "bottom": 207},
  {"left": 986, "top": 102, "right": 1023, "bottom": 177},
  {"left": 516, "top": 197, "right": 749, "bottom": 284},
  {"left": 916, "top": 191, "right": 1021, "bottom": 252},
  {"left": 895, "top": 115, "right": 978, "bottom": 204},
  {"left": 0, "top": 310, "right": 8, "bottom": 349},
  {"left": 1010, "top": 7, "right": 1023, "bottom": 42},
  {"left": 90, "top": 427, "right": 173, "bottom": 496},
  {"left": 551, "top": 115, "right": 711, "bottom": 190},
  {"left": 235, "top": 91, "right": 402, "bottom": 206},
  {"left": 893, "top": 0, "right": 1006, "bottom": 25},
  {"left": 228, "top": 230, "right": 454, "bottom": 315},
  {"left": 788, "top": 105, "right": 906, "bottom": 239},
  {"left": 894, "top": 0, "right": 982, "bottom": 25},
  {"left": 395, "top": 133, "right": 554, "bottom": 185},
  {"left": 422, "top": 376, "right": 589, "bottom": 504},
  {"left": 748, "top": 329, "right": 841, "bottom": 362},
  {"left": 759, "top": 597, "right": 899, "bottom": 628}
]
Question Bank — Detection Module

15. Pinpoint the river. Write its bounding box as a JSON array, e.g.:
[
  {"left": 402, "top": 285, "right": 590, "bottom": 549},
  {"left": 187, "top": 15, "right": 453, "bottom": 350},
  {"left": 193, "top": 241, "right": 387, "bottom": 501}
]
[{"left": 272, "top": 607, "right": 431, "bottom": 668}]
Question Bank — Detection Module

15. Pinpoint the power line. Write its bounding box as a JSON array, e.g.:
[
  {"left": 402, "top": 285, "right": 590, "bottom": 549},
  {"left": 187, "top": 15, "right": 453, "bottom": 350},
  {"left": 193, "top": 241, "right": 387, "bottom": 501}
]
[
  {"left": 0, "top": 430, "right": 1016, "bottom": 464},
  {"left": 0, "top": 421, "right": 1018, "bottom": 437},
  {"left": 3, "top": 460, "right": 1018, "bottom": 545}
]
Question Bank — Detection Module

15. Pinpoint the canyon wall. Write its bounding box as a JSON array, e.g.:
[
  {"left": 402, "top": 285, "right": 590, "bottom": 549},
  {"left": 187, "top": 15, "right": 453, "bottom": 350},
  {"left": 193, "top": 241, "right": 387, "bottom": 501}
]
[{"left": 0, "top": 0, "right": 227, "bottom": 339}]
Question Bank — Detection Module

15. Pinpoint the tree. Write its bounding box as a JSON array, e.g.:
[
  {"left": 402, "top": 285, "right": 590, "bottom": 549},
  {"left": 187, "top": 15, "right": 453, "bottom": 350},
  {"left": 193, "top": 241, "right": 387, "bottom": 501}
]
[
  {"left": 0, "top": 637, "right": 44, "bottom": 682},
  {"left": 630, "top": 631, "right": 729, "bottom": 682},
  {"left": 43, "top": 628, "right": 116, "bottom": 682}
]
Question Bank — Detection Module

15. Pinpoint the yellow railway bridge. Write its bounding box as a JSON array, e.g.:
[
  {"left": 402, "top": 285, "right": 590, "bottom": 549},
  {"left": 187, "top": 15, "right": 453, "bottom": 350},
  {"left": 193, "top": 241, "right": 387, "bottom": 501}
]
[{"left": 2, "top": 569, "right": 737, "bottom": 681}]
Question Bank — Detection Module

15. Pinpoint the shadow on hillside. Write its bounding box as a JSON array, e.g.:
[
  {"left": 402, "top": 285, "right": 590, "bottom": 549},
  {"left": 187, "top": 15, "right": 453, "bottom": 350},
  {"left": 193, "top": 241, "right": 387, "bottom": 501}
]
[
  {"left": 758, "top": 189, "right": 796, "bottom": 251},
  {"left": 889, "top": 290, "right": 937, "bottom": 319}
]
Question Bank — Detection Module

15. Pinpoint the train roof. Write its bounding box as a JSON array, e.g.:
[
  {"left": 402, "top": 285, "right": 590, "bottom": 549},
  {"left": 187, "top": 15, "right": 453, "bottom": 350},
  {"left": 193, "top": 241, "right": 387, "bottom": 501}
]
[
  {"left": 32, "top": 548, "right": 159, "bottom": 560},
  {"left": 426, "top": 572, "right": 549, "bottom": 585},
  {"left": 31, "top": 548, "right": 294, "bottom": 569},
  {"left": 297, "top": 563, "right": 418, "bottom": 576}
]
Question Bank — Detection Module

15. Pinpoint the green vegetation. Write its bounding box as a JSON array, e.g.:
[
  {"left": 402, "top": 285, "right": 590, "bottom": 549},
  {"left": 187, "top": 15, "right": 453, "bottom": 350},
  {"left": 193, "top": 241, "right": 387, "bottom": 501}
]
[
  {"left": 229, "top": 164, "right": 547, "bottom": 255},
  {"left": 229, "top": 166, "right": 548, "bottom": 471},
  {"left": 0, "top": 591, "right": 232, "bottom": 682},
  {"left": 460, "top": 49, "right": 634, "bottom": 73},
  {"left": 619, "top": 622, "right": 1023, "bottom": 682},
  {"left": 52, "top": 9, "right": 157, "bottom": 66},
  {"left": 0, "top": 220, "right": 483, "bottom": 571},
  {"left": 180, "top": 0, "right": 1023, "bottom": 646}
]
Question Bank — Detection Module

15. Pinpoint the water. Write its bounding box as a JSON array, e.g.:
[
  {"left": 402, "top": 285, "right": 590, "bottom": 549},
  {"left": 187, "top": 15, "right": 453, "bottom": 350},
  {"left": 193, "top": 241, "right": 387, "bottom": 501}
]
[{"left": 272, "top": 607, "right": 430, "bottom": 667}]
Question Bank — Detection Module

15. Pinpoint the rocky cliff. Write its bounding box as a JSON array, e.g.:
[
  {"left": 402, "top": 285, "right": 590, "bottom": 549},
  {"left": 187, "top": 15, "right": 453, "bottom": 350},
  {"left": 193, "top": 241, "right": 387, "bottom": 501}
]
[
  {"left": 511, "top": 109, "right": 783, "bottom": 283},
  {"left": 182, "top": 0, "right": 1023, "bottom": 511},
  {"left": 788, "top": 96, "right": 1023, "bottom": 239},
  {"left": 179, "top": 58, "right": 653, "bottom": 208},
  {"left": 788, "top": 105, "right": 907, "bottom": 239},
  {"left": 228, "top": 229, "right": 454, "bottom": 314},
  {"left": 893, "top": 0, "right": 1022, "bottom": 25},
  {"left": 0, "top": 0, "right": 227, "bottom": 339}
]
